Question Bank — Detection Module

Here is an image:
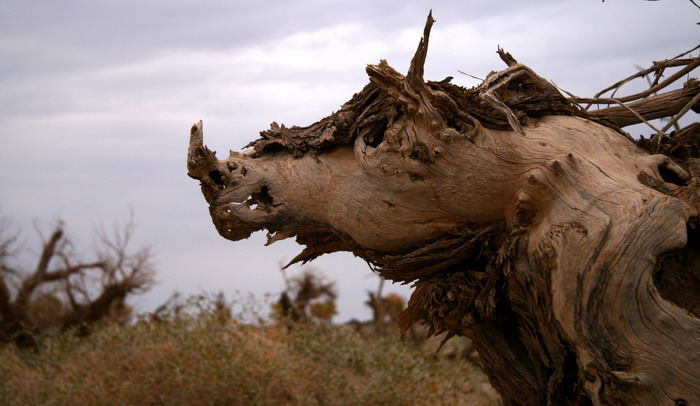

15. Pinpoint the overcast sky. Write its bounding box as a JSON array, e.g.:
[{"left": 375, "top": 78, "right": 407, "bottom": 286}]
[{"left": 1, "top": 0, "right": 698, "bottom": 322}]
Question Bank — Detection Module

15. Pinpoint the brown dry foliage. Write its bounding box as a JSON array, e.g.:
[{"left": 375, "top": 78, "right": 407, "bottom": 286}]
[{"left": 0, "top": 296, "right": 499, "bottom": 406}]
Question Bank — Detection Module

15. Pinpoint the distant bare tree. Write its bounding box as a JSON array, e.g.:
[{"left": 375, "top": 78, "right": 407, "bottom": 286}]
[
  {"left": 273, "top": 267, "right": 337, "bottom": 324},
  {"left": 0, "top": 216, "right": 155, "bottom": 347},
  {"left": 366, "top": 290, "right": 406, "bottom": 336}
]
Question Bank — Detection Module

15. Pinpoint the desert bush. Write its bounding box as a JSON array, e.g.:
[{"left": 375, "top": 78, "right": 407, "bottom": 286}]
[{"left": 0, "top": 295, "right": 498, "bottom": 405}]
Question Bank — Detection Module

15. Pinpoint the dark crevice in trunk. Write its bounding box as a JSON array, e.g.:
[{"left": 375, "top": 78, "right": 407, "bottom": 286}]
[{"left": 653, "top": 219, "right": 700, "bottom": 318}]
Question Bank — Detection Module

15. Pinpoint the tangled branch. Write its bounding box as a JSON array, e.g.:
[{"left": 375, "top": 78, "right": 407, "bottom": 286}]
[{"left": 562, "top": 45, "right": 700, "bottom": 144}]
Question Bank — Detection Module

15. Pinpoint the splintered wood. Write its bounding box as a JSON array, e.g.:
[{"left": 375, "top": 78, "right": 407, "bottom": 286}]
[{"left": 188, "top": 13, "right": 700, "bottom": 405}]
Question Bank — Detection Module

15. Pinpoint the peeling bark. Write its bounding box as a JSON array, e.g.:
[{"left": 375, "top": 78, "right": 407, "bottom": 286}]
[{"left": 187, "top": 14, "right": 700, "bottom": 405}]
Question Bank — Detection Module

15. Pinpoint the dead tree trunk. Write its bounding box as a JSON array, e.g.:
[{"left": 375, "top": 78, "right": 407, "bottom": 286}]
[
  {"left": 187, "top": 13, "right": 700, "bottom": 405},
  {"left": 0, "top": 219, "right": 154, "bottom": 344}
]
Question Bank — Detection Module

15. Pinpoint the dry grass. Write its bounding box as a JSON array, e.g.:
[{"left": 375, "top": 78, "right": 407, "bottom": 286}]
[{"left": 0, "top": 298, "right": 499, "bottom": 406}]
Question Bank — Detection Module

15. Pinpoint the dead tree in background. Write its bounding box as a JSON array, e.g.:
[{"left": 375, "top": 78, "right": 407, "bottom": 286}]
[
  {"left": 188, "top": 13, "right": 700, "bottom": 405},
  {"left": 365, "top": 278, "right": 406, "bottom": 336},
  {"left": 0, "top": 217, "right": 154, "bottom": 345},
  {"left": 274, "top": 268, "right": 337, "bottom": 324}
]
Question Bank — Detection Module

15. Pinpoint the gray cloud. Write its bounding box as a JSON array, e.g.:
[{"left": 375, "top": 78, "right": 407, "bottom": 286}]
[{"left": 1, "top": 0, "right": 698, "bottom": 321}]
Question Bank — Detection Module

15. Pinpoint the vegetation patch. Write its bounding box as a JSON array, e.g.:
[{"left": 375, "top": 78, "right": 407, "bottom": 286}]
[{"left": 0, "top": 297, "right": 498, "bottom": 406}]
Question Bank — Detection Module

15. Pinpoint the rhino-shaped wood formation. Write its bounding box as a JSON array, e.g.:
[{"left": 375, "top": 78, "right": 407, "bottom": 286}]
[{"left": 188, "top": 14, "right": 700, "bottom": 405}]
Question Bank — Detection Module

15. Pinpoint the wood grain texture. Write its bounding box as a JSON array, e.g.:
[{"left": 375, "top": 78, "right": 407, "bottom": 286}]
[{"left": 187, "top": 15, "right": 700, "bottom": 405}]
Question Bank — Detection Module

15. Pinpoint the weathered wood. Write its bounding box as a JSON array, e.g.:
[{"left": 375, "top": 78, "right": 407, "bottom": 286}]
[
  {"left": 590, "top": 79, "right": 700, "bottom": 128},
  {"left": 187, "top": 15, "right": 700, "bottom": 405}
]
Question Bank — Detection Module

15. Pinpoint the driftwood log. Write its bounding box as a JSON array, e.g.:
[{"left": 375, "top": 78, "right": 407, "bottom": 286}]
[{"left": 187, "top": 14, "right": 700, "bottom": 405}]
